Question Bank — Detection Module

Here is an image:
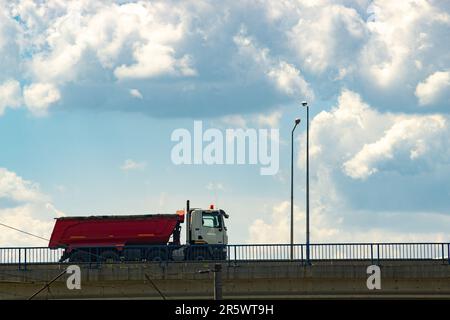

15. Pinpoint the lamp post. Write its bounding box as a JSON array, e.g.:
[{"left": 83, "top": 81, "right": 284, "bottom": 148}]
[
  {"left": 291, "top": 118, "right": 301, "bottom": 260},
  {"left": 301, "top": 101, "right": 310, "bottom": 264}
]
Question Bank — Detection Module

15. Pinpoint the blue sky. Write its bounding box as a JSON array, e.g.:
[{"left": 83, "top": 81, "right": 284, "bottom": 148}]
[{"left": 0, "top": 0, "right": 449, "bottom": 246}]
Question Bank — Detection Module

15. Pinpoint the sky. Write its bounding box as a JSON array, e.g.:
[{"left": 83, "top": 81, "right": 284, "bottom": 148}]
[{"left": 0, "top": 0, "right": 449, "bottom": 247}]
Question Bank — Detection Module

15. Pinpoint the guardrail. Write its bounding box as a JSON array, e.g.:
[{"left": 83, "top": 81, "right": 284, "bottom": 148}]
[
  {"left": 229, "top": 243, "right": 450, "bottom": 263},
  {"left": 0, "top": 243, "right": 449, "bottom": 267},
  {"left": 0, "top": 247, "right": 64, "bottom": 265}
]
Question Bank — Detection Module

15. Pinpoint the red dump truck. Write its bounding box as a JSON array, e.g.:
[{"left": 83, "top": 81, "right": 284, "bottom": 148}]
[{"left": 48, "top": 201, "right": 229, "bottom": 262}]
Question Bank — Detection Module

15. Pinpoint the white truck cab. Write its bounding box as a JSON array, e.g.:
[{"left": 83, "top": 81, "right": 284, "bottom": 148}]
[{"left": 187, "top": 205, "right": 229, "bottom": 245}]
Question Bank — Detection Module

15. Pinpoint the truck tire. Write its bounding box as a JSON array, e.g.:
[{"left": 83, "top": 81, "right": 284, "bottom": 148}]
[
  {"left": 123, "top": 248, "right": 142, "bottom": 262},
  {"left": 212, "top": 247, "right": 227, "bottom": 260},
  {"left": 69, "top": 250, "right": 90, "bottom": 263},
  {"left": 190, "top": 248, "right": 211, "bottom": 261},
  {"left": 100, "top": 250, "right": 120, "bottom": 263},
  {"left": 146, "top": 248, "right": 168, "bottom": 262}
]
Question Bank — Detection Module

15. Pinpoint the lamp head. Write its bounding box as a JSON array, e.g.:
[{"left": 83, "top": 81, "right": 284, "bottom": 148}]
[
  {"left": 301, "top": 101, "right": 308, "bottom": 107},
  {"left": 295, "top": 118, "right": 301, "bottom": 125}
]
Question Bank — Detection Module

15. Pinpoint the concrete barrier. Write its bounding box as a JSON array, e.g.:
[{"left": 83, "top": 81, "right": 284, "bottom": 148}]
[{"left": 0, "top": 261, "right": 449, "bottom": 299}]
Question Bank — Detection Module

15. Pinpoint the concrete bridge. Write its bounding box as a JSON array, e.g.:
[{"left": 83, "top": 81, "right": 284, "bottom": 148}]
[{"left": 1, "top": 260, "right": 449, "bottom": 299}]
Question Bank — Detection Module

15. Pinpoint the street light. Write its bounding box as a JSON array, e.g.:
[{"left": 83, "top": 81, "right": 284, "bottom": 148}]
[
  {"left": 291, "top": 118, "right": 301, "bottom": 260},
  {"left": 301, "top": 101, "right": 310, "bottom": 264}
]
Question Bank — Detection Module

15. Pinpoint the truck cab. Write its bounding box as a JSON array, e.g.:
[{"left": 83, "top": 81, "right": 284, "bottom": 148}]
[{"left": 187, "top": 206, "right": 229, "bottom": 245}]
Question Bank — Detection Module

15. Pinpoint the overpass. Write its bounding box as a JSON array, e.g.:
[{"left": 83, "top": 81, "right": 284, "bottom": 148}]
[
  {"left": 0, "top": 243, "right": 449, "bottom": 299},
  {"left": 1, "top": 260, "right": 450, "bottom": 299}
]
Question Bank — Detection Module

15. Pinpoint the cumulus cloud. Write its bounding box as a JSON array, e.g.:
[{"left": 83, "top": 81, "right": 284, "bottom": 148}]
[
  {"left": 248, "top": 200, "right": 450, "bottom": 243},
  {"left": 288, "top": 3, "right": 367, "bottom": 75},
  {"left": 0, "top": 168, "right": 47, "bottom": 203},
  {"left": 0, "top": 167, "right": 63, "bottom": 246},
  {"left": 114, "top": 46, "right": 196, "bottom": 80},
  {"left": 415, "top": 71, "right": 450, "bottom": 106},
  {"left": 249, "top": 89, "right": 450, "bottom": 243},
  {"left": 0, "top": 205, "right": 55, "bottom": 247},
  {"left": 249, "top": 165, "right": 344, "bottom": 243},
  {"left": 343, "top": 115, "right": 447, "bottom": 179},
  {"left": 357, "top": 0, "right": 450, "bottom": 107},
  {"left": 233, "top": 28, "right": 314, "bottom": 101},
  {"left": 263, "top": 0, "right": 450, "bottom": 110},
  {"left": 23, "top": 82, "right": 61, "bottom": 115},
  {"left": 0, "top": 0, "right": 448, "bottom": 117},
  {"left": 249, "top": 175, "right": 450, "bottom": 244},
  {"left": 302, "top": 89, "right": 450, "bottom": 179},
  {"left": 0, "top": 0, "right": 449, "bottom": 245},
  {"left": 0, "top": 79, "right": 21, "bottom": 115},
  {"left": 0, "top": 1, "right": 319, "bottom": 118}
]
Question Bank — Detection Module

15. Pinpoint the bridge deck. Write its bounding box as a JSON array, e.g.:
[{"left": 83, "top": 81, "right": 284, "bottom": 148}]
[{"left": 1, "top": 260, "right": 449, "bottom": 299}]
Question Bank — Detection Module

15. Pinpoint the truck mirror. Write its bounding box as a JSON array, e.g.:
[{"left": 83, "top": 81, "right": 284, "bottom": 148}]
[{"left": 219, "top": 210, "right": 229, "bottom": 218}]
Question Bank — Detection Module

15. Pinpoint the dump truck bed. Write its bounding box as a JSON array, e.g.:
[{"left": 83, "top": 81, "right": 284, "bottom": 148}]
[{"left": 48, "top": 214, "right": 184, "bottom": 248}]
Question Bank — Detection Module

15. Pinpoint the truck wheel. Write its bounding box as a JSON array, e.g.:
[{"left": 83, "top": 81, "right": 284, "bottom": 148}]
[
  {"left": 192, "top": 250, "right": 210, "bottom": 261},
  {"left": 147, "top": 249, "right": 168, "bottom": 262},
  {"left": 69, "top": 251, "right": 90, "bottom": 263},
  {"left": 100, "top": 250, "right": 119, "bottom": 263},
  {"left": 212, "top": 248, "right": 226, "bottom": 260}
]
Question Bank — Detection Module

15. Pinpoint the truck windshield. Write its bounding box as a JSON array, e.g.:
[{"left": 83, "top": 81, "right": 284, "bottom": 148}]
[{"left": 202, "top": 212, "right": 222, "bottom": 228}]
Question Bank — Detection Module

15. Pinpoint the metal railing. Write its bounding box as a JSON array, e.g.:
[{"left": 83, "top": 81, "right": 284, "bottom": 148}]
[
  {"left": 0, "top": 243, "right": 449, "bottom": 266},
  {"left": 0, "top": 247, "right": 65, "bottom": 266},
  {"left": 228, "top": 243, "right": 450, "bottom": 263}
]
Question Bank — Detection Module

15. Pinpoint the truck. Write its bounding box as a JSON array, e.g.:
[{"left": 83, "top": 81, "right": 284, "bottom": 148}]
[{"left": 48, "top": 201, "right": 229, "bottom": 262}]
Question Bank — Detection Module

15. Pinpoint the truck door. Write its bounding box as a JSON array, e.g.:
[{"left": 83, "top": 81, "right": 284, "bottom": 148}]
[{"left": 200, "top": 211, "right": 225, "bottom": 245}]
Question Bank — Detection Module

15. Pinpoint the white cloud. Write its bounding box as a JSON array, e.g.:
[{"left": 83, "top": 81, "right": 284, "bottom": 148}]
[
  {"left": 415, "top": 71, "right": 450, "bottom": 106},
  {"left": 0, "top": 205, "right": 55, "bottom": 247},
  {"left": 233, "top": 27, "right": 314, "bottom": 101},
  {"left": 249, "top": 201, "right": 303, "bottom": 244},
  {"left": 301, "top": 89, "right": 450, "bottom": 179},
  {"left": 120, "top": 159, "right": 146, "bottom": 171},
  {"left": 262, "top": 185, "right": 440, "bottom": 246},
  {"left": 0, "top": 79, "right": 21, "bottom": 115},
  {"left": 129, "top": 88, "right": 143, "bottom": 99},
  {"left": 262, "top": 0, "right": 450, "bottom": 109},
  {"left": 23, "top": 82, "right": 61, "bottom": 115},
  {"left": 266, "top": 61, "right": 313, "bottom": 99},
  {"left": 0, "top": 167, "right": 64, "bottom": 246},
  {"left": 0, "top": 0, "right": 448, "bottom": 118},
  {"left": 248, "top": 199, "right": 450, "bottom": 244},
  {"left": 253, "top": 89, "right": 450, "bottom": 243},
  {"left": 248, "top": 199, "right": 344, "bottom": 244},
  {"left": 46, "top": 202, "right": 65, "bottom": 218},
  {"left": 0, "top": 168, "right": 47, "bottom": 203},
  {"left": 343, "top": 115, "right": 447, "bottom": 179},
  {"left": 299, "top": 89, "right": 391, "bottom": 170},
  {"left": 114, "top": 45, "right": 196, "bottom": 80},
  {"left": 356, "top": 0, "right": 450, "bottom": 102},
  {"left": 288, "top": 3, "right": 367, "bottom": 75},
  {"left": 23, "top": 1, "right": 195, "bottom": 83},
  {"left": 0, "top": 3, "right": 21, "bottom": 78}
]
